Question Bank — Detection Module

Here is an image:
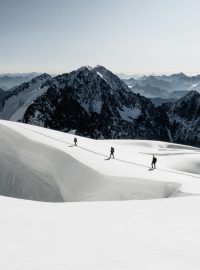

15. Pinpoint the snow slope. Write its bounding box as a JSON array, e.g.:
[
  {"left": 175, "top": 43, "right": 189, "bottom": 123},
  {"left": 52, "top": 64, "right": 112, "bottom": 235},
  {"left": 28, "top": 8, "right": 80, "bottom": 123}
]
[
  {"left": 0, "top": 121, "right": 181, "bottom": 202},
  {"left": 1, "top": 120, "right": 200, "bottom": 201},
  {"left": 0, "top": 121, "right": 200, "bottom": 269},
  {"left": 10, "top": 86, "right": 48, "bottom": 121},
  {"left": 0, "top": 74, "right": 50, "bottom": 121}
]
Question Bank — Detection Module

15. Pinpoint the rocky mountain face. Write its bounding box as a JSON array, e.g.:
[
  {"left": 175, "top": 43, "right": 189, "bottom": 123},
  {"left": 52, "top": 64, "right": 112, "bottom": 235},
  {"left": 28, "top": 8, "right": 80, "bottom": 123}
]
[
  {"left": 0, "top": 73, "right": 51, "bottom": 120},
  {"left": 22, "top": 67, "right": 200, "bottom": 146},
  {"left": 150, "top": 97, "right": 176, "bottom": 107},
  {"left": 22, "top": 66, "right": 170, "bottom": 141},
  {"left": 163, "top": 91, "right": 200, "bottom": 146},
  {"left": 0, "top": 66, "right": 200, "bottom": 147}
]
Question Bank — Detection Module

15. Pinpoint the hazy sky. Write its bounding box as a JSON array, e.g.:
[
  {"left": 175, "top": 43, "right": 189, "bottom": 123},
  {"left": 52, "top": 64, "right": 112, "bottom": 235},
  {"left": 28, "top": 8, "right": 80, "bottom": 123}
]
[{"left": 0, "top": 0, "right": 200, "bottom": 74}]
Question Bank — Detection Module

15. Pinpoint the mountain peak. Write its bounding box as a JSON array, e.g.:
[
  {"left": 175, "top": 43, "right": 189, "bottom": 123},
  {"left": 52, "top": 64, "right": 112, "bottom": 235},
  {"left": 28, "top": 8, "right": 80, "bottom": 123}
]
[
  {"left": 34, "top": 73, "right": 51, "bottom": 81},
  {"left": 54, "top": 65, "right": 130, "bottom": 94},
  {"left": 171, "top": 72, "right": 188, "bottom": 79},
  {"left": 93, "top": 65, "right": 130, "bottom": 92},
  {"left": 76, "top": 66, "right": 93, "bottom": 72},
  {"left": 94, "top": 65, "right": 107, "bottom": 71}
]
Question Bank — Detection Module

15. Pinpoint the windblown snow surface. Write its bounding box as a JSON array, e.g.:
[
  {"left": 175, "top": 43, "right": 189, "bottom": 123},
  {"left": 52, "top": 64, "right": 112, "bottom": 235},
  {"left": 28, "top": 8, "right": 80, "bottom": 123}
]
[{"left": 0, "top": 120, "right": 200, "bottom": 269}]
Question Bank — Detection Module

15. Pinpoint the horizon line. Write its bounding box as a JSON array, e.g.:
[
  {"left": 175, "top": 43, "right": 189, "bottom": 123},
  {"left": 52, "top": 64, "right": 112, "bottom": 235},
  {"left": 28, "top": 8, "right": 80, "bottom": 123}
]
[{"left": 0, "top": 67, "right": 200, "bottom": 77}]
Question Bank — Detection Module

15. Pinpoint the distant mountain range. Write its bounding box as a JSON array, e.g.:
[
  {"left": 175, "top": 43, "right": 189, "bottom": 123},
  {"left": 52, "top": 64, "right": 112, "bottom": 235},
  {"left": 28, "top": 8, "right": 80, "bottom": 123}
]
[
  {"left": 122, "top": 73, "right": 200, "bottom": 101},
  {"left": 0, "top": 74, "right": 50, "bottom": 120},
  {"left": 0, "top": 73, "right": 41, "bottom": 90},
  {"left": 0, "top": 66, "right": 200, "bottom": 147}
]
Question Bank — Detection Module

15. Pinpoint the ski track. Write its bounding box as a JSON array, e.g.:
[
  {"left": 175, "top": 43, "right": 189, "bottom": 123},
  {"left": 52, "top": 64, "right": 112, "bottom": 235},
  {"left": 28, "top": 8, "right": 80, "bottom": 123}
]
[
  {"left": 8, "top": 121, "right": 200, "bottom": 181},
  {"left": 0, "top": 121, "right": 184, "bottom": 202}
]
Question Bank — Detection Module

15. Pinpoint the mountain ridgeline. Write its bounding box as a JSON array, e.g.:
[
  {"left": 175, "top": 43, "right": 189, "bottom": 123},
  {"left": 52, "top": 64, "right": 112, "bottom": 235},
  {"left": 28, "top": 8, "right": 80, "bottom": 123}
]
[
  {"left": 22, "top": 66, "right": 169, "bottom": 141},
  {"left": 0, "top": 66, "right": 200, "bottom": 147},
  {"left": 123, "top": 72, "right": 200, "bottom": 100}
]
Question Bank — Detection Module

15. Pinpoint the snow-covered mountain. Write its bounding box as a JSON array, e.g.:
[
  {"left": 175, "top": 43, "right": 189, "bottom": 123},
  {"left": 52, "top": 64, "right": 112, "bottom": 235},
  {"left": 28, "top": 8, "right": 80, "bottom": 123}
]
[
  {"left": 23, "top": 66, "right": 168, "bottom": 141},
  {"left": 123, "top": 73, "right": 200, "bottom": 97},
  {"left": 164, "top": 91, "right": 200, "bottom": 146},
  {"left": 0, "top": 73, "right": 41, "bottom": 90},
  {"left": 0, "top": 73, "right": 51, "bottom": 121},
  {"left": 0, "top": 120, "right": 200, "bottom": 269},
  {"left": 149, "top": 90, "right": 200, "bottom": 147},
  {"left": 11, "top": 66, "right": 200, "bottom": 147},
  {"left": 0, "top": 66, "right": 200, "bottom": 147}
]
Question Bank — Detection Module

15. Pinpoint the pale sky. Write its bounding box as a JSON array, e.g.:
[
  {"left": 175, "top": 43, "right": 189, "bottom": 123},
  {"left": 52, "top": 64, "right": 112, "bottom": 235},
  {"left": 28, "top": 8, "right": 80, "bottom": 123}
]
[{"left": 0, "top": 0, "right": 200, "bottom": 74}]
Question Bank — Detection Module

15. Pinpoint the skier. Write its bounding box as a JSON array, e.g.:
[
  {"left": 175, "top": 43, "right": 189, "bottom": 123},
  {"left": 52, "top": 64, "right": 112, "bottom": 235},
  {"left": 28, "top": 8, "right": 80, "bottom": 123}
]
[
  {"left": 109, "top": 147, "right": 115, "bottom": 159},
  {"left": 74, "top": 137, "right": 77, "bottom": 146},
  {"left": 151, "top": 155, "right": 157, "bottom": 169}
]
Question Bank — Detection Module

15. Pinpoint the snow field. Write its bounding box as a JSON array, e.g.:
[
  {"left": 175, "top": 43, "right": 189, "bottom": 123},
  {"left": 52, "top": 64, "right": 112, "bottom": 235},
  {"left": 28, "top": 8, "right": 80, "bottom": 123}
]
[
  {"left": 0, "top": 121, "right": 199, "bottom": 269},
  {"left": 0, "top": 120, "right": 200, "bottom": 202}
]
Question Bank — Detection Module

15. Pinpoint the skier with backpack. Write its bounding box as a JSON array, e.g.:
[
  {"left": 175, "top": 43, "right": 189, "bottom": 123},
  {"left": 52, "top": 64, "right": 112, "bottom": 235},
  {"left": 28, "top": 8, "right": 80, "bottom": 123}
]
[
  {"left": 74, "top": 137, "right": 77, "bottom": 146},
  {"left": 109, "top": 147, "right": 115, "bottom": 159},
  {"left": 151, "top": 155, "right": 157, "bottom": 169}
]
